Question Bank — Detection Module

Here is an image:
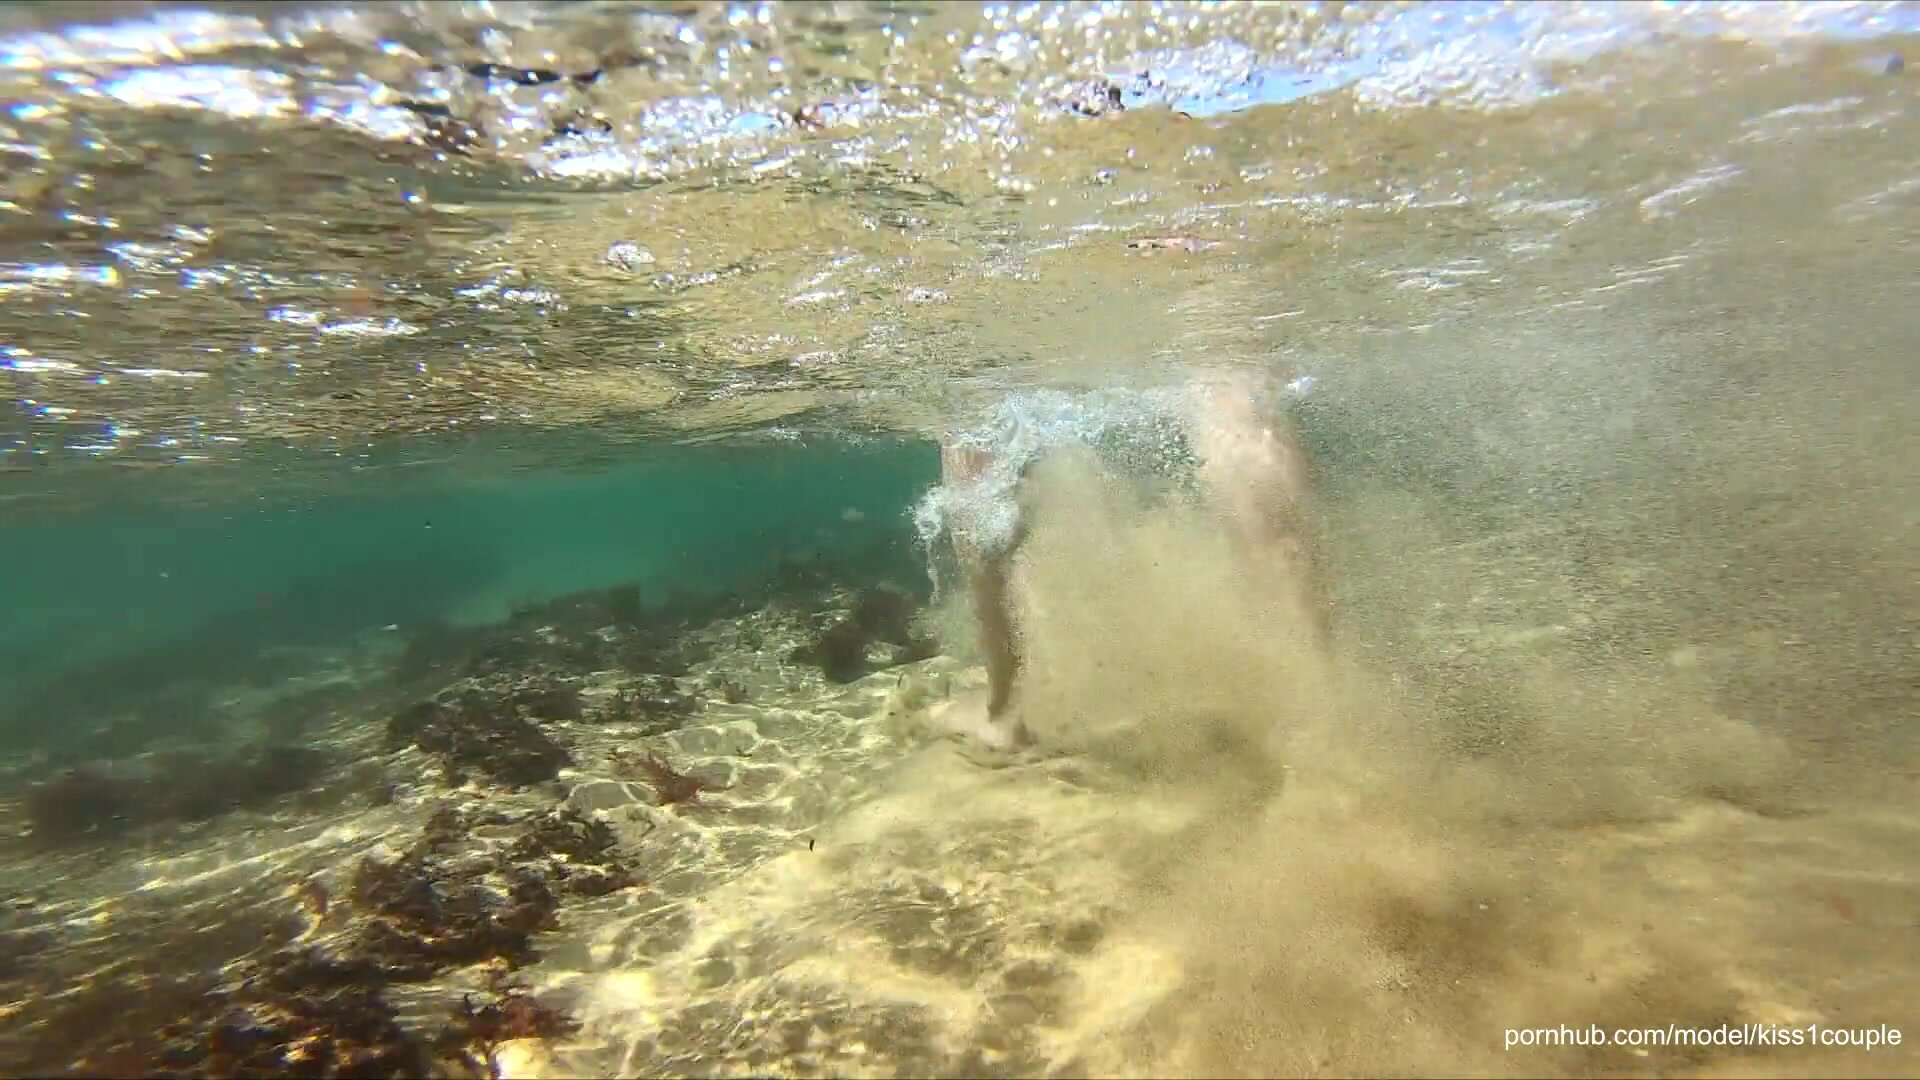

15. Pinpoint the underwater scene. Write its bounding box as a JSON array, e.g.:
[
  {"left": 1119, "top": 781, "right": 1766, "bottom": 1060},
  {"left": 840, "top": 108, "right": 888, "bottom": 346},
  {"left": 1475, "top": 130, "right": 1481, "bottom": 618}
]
[{"left": 1, "top": 2, "right": 1917, "bottom": 1077}]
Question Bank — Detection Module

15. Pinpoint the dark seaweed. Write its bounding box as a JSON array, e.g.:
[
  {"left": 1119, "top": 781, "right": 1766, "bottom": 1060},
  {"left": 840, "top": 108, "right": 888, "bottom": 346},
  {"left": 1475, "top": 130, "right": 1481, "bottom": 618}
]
[
  {"left": 433, "top": 971, "right": 581, "bottom": 1079},
  {"left": 346, "top": 852, "right": 557, "bottom": 979},
  {"left": 152, "top": 948, "right": 429, "bottom": 1080},
  {"left": 597, "top": 673, "right": 698, "bottom": 733},
  {"left": 511, "top": 807, "right": 642, "bottom": 897},
  {"left": 387, "top": 694, "right": 571, "bottom": 787},
  {"left": 618, "top": 750, "right": 728, "bottom": 807}
]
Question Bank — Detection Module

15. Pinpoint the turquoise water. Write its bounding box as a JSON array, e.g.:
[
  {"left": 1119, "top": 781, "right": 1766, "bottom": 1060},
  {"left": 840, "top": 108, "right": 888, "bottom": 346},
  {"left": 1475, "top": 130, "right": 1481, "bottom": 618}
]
[{"left": 0, "top": 436, "right": 937, "bottom": 757}]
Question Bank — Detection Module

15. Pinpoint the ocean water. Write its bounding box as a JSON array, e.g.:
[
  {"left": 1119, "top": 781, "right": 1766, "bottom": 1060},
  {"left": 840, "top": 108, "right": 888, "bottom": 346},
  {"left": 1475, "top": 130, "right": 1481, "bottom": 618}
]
[
  {"left": 1, "top": 2, "right": 1917, "bottom": 1078},
  {"left": 1, "top": 435, "right": 937, "bottom": 759}
]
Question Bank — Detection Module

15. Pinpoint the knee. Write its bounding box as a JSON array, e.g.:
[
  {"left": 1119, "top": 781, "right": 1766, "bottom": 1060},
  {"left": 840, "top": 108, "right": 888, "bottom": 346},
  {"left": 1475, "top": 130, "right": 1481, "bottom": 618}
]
[{"left": 1194, "top": 395, "right": 1305, "bottom": 496}]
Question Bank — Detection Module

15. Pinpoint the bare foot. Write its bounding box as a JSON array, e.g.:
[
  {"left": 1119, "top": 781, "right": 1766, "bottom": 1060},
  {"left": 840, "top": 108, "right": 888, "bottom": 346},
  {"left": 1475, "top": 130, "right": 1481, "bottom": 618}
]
[{"left": 929, "top": 688, "right": 1033, "bottom": 753}]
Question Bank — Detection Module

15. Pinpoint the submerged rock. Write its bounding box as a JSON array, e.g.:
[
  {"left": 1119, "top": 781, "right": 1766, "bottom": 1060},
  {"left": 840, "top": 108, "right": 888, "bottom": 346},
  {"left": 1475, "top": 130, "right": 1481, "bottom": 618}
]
[
  {"left": 395, "top": 581, "right": 712, "bottom": 687},
  {"left": 790, "top": 586, "right": 938, "bottom": 684},
  {"left": 21, "top": 743, "right": 335, "bottom": 847},
  {"left": 346, "top": 850, "right": 558, "bottom": 979},
  {"left": 386, "top": 695, "right": 571, "bottom": 788},
  {"left": 491, "top": 674, "right": 585, "bottom": 722},
  {"left": 596, "top": 673, "right": 699, "bottom": 733},
  {"left": 21, "top": 766, "right": 144, "bottom": 844},
  {"left": 153, "top": 949, "right": 430, "bottom": 1079},
  {"left": 136, "top": 810, "right": 592, "bottom": 1076},
  {"left": 158, "top": 745, "right": 333, "bottom": 822},
  {"left": 330, "top": 802, "right": 638, "bottom": 982},
  {"left": 796, "top": 619, "right": 876, "bottom": 683},
  {"left": 392, "top": 616, "right": 486, "bottom": 682}
]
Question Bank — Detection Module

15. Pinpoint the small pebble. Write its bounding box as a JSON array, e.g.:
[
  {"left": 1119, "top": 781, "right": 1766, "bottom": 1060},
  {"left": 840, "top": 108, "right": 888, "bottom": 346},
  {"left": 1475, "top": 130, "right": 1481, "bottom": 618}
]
[{"left": 605, "top": 241, "right": 655, "bottom": 271}]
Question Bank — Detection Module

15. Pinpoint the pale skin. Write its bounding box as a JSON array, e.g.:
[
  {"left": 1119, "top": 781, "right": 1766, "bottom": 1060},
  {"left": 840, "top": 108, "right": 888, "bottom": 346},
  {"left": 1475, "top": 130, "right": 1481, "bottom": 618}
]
[{"left": 934, "top": 374, "right": 1320, "bottom": 751}]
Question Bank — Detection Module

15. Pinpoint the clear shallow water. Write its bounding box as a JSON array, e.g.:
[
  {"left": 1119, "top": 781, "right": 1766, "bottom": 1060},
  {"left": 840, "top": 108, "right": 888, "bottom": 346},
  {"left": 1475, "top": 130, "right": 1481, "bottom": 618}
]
[
  {"left": 1, "top": 2, "right": 1917, "bottom": 1078},
  {"left": 0, "top": 435, "right": 935, "bottom": 759}
]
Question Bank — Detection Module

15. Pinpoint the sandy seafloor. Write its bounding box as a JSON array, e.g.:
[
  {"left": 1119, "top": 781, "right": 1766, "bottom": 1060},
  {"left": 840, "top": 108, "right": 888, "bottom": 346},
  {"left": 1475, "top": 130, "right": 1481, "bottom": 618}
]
[{"left": 1, "top": 538, "right": 1915, "bottom": 1080}]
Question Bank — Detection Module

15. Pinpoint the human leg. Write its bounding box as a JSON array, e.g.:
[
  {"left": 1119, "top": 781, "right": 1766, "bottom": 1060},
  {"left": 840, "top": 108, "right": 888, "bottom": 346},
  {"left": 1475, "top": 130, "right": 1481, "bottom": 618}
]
[
  {"left": 1188, "top": 373, "right": 1326, "bottom": 633},
  {"left": 938, "top": 441, "right": 1034, "bottom": 748}
]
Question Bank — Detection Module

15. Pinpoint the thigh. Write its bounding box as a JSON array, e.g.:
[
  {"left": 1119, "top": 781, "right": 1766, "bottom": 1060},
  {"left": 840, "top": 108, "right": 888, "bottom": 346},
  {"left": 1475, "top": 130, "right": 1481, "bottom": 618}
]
[
  {"left": 1188, "top": 374, "right": 1327, "bottom": 628},
  {"left": 1190, "top": 375, "right": 1309, "bottom": 526},
  {"left": 940, "top": 441, "right": 994, "bottom": 566}
]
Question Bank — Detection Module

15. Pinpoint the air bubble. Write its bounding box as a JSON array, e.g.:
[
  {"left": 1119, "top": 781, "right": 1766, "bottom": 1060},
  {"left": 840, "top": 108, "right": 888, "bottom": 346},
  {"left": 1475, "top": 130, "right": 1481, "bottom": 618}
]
[{"left": 605, "top": 242, "right": 656, "bottom": 271}]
